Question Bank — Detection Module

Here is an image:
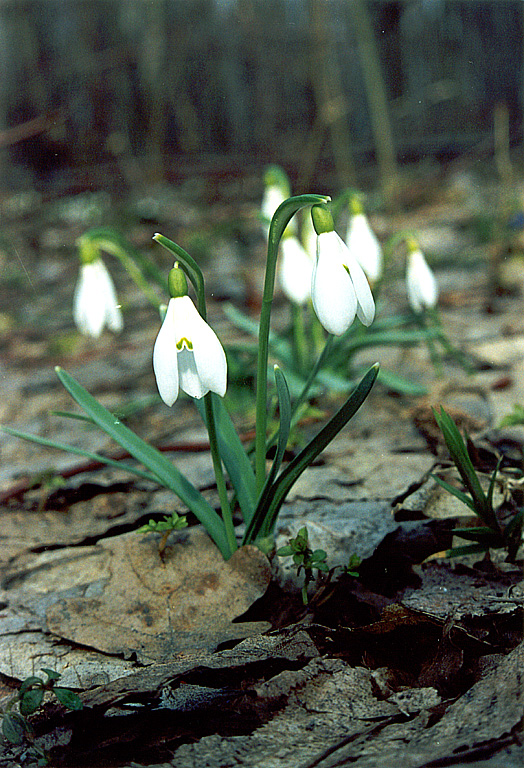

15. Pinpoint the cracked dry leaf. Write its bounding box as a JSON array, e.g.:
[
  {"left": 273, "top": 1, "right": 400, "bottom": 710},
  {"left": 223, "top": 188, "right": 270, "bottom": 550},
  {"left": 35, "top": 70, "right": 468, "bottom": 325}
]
[{"left": 45, "top": 527, "right": 271, "bottom": 662}]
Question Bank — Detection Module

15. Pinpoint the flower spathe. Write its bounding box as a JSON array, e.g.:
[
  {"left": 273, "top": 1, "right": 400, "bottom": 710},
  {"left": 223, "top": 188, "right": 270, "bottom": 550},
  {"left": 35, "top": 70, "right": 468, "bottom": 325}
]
[
  {"left": 406, "top": 249, "right": 438, "bottom": 312},
  {"left": 311, "top": 231, "right": 375, "bottom": 336},
  {"left": 345, "top": 213, "right": 383, "bottom": 283},
  {"left": 153, "top": 295, "right": 227, "bottom": 406},
  {"left": 73, "top": 259, "right": 123, "bottom": 338},
  {"left": 279, "top": 234, "right": 313, "bottom": 305}
]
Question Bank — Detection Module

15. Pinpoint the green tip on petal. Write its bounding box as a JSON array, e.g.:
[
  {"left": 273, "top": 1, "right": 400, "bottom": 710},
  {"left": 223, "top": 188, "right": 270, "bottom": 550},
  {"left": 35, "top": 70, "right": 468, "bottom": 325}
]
[
  {"left": 405, "top": 235, "right": 419, "bottom": 253},
  {"left": 349, "top": 195, "right": 364, "bottom": 216},
  {"left": 168, "top": 265, "right": 188, "bottom": 298},
  {"left": 78, "top": 240, "right": 100, "bottom": 266},
  {"left": 311, "top": 204, "right": 334, "bottom": 235},
  {"left": 263, "top": 164, "right": 290, "bottom": 194}
]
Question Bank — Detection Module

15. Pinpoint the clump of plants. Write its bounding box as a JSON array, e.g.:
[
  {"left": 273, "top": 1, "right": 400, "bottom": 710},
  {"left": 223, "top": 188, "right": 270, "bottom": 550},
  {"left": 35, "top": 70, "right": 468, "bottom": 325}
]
[{"left": 1, "top": 669, "right": 82, "bottom": 763}]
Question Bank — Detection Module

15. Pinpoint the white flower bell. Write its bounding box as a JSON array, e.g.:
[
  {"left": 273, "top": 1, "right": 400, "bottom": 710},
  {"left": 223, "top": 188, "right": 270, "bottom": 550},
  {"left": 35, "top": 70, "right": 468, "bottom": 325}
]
[
  {"left": 261, "top": 165, "right": 294, "bottom": 235},
  {"left": 406, "top": 246, "right": 438, "bottom": 313},
  {"left": 345, "top": 211, "right": 383, "bottom": 283},
  {"left": 73, "top": 258, "right": 123, "bottom": 338},
  {"left": 310, "top": 205, "right": 375, "bottom": 336},
  {"left": 279, "top": 234, "right": 313, "bottom": 305},
  {"left": 153, "top": 266, "right": 227, "bottom": 407}
]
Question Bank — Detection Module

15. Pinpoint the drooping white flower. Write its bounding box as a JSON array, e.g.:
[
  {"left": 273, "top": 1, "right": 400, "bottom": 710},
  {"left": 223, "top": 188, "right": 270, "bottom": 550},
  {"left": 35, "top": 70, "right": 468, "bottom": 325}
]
[
  {"left": 153, "top": 295, "right": 227, "bottom": 406},
  {"left": 406, "top": 249, "right": 438, "bottom": 313},
  {"left": 261, "top": 184, "right": 287, "bottom": 226},
  {"left": 345, "top": 213, "right": 383, "bottom": 283},
  {"left": 311, "top": 231, "right": 375, "bottom": 336},
  {"left": 73, "top": 259, "right": 123, "bottom": 338},
  {"left": 279, "top": 234, "right": 313, "bottom": 305}
]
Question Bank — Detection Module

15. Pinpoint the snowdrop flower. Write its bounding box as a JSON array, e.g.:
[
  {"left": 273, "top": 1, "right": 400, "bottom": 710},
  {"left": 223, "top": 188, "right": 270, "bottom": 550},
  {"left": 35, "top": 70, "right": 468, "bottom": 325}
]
[
  {"left": 73, "top": 258, "right": 123, "bottom": 338},
  {"left": 406, "top": 246, "right": 438, "bottom": 313},
  {"left": 311, "top": 205, "right": 375, "bottom": 336},
  {"left": 279, "top": 233, "right": 313, "bottom": 305},
  {"left": 261, "top": 165, "right": 294, "bottom": 234},
  {"left": 153, "top": 265, "right": 227, "bottom": 406},
  {"left": 345, "top": 209, "right": 383, "bottom": 283}
]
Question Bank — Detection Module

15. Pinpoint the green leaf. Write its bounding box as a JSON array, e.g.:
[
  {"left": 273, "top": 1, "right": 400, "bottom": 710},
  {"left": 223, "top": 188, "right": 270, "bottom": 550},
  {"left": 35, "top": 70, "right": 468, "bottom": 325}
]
[
  {"left": 434, "top": 407, "right": 498, "bottom": 531},
  {"left": 19, "top": 676, "right": 44, "bottom": 695},
  {"left": 245, "top": 363, "right": 379, "bottom": 544},
  {"left": 451, "top": 527, "right": 502, "bottom": 545},
  {"left": 54, "top": 367, "right": 230, "bottom": 558},
  {"left": 431, "top": 474, "right": 475, "bottom": 511},
  {"left": 1, "top": 426, "right": 161, "bottom": 485},
  {"left": 194, "top": 394, "right": 257, "bottom": 525},
  {"left": 20, "top": 688, "right": 44, "bottom": 716},
  {"left": 445, "top": 543, "right": 490, "bottom": 557},
  {"left": 2, "top": 712, "right": 27, "bottom": 745},
  {"left": 248, "top": 367, "right": 292, "bottom": 530},
  {"left": 41, "top": 668, "right": 61, "bottom": 681},
  {"left": 276, "top": 545, "right": 294, "bottom": 557},
  {"left": 52, "top": 688, "right": 83, "bottom": 711},
  {"left": 376, "top": 367, "right": 427, "bottom": 397}
]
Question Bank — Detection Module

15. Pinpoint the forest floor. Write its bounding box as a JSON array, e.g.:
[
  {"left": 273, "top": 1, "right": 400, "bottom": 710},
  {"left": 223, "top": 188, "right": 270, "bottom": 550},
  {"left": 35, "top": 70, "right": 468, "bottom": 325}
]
[{"left": 0, "top": 168, "right": 522, "bottom": 767}]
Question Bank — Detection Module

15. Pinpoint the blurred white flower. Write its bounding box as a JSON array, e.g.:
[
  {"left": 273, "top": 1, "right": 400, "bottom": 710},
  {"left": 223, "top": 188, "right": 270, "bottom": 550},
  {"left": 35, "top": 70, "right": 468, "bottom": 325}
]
[
  {"left": 153, "top": 295, "right": 227, "bottom": 406},
  {"left": 279, "top": 235, "right": 313, "bottom": 305},
  {"left": 261, "top": 184, "right": 287, "bottom": 226},
  {"left": 406, "top": 249, "right": 438, "bottom": 312},
  {"left": 345, "top": 213, "right": 383, "bottom": 283},
  {"left": 73, "top": 259, "right": 123, "bottom": 338},
  {"left": 311, "top": 231, "right": 375, "bottom": 336}
]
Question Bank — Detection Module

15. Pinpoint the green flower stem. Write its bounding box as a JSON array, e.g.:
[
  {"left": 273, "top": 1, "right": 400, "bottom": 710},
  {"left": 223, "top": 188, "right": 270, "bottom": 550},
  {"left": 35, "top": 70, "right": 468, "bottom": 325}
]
[
  {"left": 153, "top": 234, "right": 206, "bottom": 317},
  {"left": 255, "top": 194, "right": 330, "bottom": 493},
  {"left": 204, "top": 392, "right": 236, "bottom": 556},
  {"left": 153, "top": 233, "right": 234, "bottom": 552},
  {"left": 291, "top": 302, "right": 307, "bottom": 374},
  {"left": 79, "top": 233, "right": 163, "bottom": 310}
]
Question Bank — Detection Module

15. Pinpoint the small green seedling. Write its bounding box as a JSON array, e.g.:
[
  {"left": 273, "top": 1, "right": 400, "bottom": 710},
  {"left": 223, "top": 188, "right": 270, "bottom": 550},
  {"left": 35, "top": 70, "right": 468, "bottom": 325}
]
[
  {"left": 1, "top": 668, "right": 82, "bottom": 756},
  {"left": 138, "top": 511, "right": 188, "bottom": 559},
  {"left": 342, "top": 553, "right": 361, "bottom": 577},
  {"left": 433, "top": 407, "right": 523, "bottom": 561},
  {"left": 276, "top": 526, "right": 329, "bottom": 604}
]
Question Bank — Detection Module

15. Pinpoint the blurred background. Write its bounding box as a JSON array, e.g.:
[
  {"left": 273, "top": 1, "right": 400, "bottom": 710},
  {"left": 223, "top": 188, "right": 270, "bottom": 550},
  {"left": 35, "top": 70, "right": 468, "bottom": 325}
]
[{"left": 0, "top": 0, "right": 521, "bottom": 201}]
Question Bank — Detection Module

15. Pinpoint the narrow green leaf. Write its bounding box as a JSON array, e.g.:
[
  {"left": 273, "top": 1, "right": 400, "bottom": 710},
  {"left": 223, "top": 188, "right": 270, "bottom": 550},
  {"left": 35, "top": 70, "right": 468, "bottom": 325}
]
[
  {"left": 431, "top": 474, "right": 475, "bottom": 511},
  {"left": 445, "top": 543, "right": 490, "bottom": 557},
  {"left": 247, "top": 367, "right": 292, "bottom": 532},
  {"left": 267, "top": 367, "right": 292, "bottom": 488},
  {"left": 503, "top": 507, "right": 523, "bottom": 539},
  {"left": 52, "top": 687, "right": 83, "bottom": 711},
  {"left": 245, "top": 363, "right": 379, "bottom": 543},
  {"left": 487, "top": 457, "right": 502, "bottom": 508},
  {"left": 1, "top": 426, "right": 161, "bottom": 485},
  {"left": 20, "top": 688, "right": 44, "bottom": 716},
  {"left": 451, "top": 527, "right": 502, "bottom": 545},
  {"left": 194, "top": 395, "right": 257, "bottom": 525},
  {"left": 434, "top": 407, "right": 498, "bottom": 530},
  {"left": 54, "top": 367, "right": 230, "bottom": 558}
]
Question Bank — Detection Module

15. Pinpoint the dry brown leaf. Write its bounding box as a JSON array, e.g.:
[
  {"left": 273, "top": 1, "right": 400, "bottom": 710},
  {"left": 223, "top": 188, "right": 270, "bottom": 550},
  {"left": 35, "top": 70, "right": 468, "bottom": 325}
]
[{"left": 45, "top": 527, "right": 271, "bottom": 662}]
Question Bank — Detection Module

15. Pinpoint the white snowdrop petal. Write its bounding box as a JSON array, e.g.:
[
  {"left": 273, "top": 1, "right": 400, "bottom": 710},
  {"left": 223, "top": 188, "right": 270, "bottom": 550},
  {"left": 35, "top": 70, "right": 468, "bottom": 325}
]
[
  {"left": 312, "top": 239, "right": 357, "bottom": 336},
  {"left": 261, "top": 185, "right": 286, "bottom": 223},
  {"left": 153, "top": 301, "right": 180, "bottom": 406},
  {"left": 407, "top": 251, "right": 438, "bottom": 312},
  {"left": 191, "top": 318, "right": 228, "bottom": 398},
  {"left": 177, "top": 347, "right": 208, "bottom": 399},
  {"left": 335, "top": 233, "right": 375, "bottom": 327},
  {"left": 279, "top": 236, "right": 312, "bottom": 305},
  {"left": 346, "top": 214, "right": 383, "bottom": 282}
]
